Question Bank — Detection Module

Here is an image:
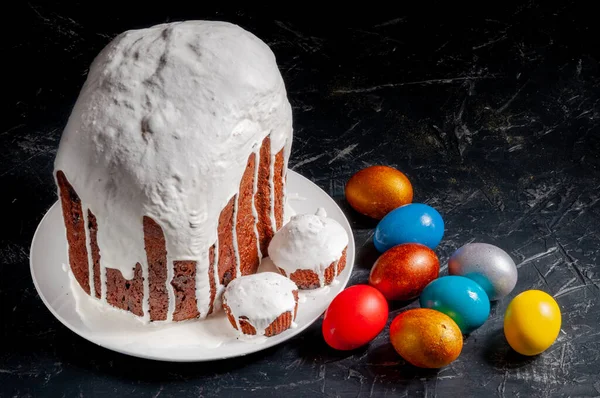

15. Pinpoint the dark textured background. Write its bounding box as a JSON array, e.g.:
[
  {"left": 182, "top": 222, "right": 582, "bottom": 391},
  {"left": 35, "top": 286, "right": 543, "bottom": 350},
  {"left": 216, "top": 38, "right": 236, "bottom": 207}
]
[{"left": 2, "top": 2, "right": 599, "bottom": 397}]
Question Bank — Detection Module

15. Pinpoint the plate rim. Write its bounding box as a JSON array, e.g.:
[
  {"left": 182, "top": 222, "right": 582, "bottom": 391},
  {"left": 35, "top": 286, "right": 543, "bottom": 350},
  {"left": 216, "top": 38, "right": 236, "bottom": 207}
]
[{"left": 29, "top": 169, "right": 355, "bottom": 362}]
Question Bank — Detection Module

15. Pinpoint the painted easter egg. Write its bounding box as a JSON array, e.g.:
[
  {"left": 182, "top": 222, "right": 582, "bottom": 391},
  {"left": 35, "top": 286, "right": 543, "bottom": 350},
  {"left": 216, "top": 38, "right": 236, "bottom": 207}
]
[
  {"left": 390, "top": 308, "right": 463, "bottom": 368},
  {"left": 369, "top": 243, "right": 440, "bottom": 301},
  {"left": 448, "top": 243, "right": 518, "bottom": 301},
  {"left": 419, "top": 275, "right": 490, "bottom": 334},
  {"left": 345, "top": 165, "right": 413, "bottom": 220},
  {"left": 373, "top": 203, "right": 444, "bottom": 252},
  {"left": 322, "top": 285, "right": 389, "bottom": 350},
  {"left": 504, "top": 290, "right": 561, "bottom": 356}
]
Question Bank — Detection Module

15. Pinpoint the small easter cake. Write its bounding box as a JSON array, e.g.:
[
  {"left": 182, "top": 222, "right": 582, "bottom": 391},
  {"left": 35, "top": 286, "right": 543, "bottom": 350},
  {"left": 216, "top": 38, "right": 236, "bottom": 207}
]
[
  {"left": 268, "top": 208, "right": 348, "bottom": 289},
  {"left": 222, "top": 272, "right": 299, "bottom": 337}
]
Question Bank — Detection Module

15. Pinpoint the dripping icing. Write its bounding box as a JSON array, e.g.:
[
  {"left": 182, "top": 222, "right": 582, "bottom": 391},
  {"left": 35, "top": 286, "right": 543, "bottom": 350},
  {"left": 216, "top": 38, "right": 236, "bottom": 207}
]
[
  {"left": 269, "top": 153, "right": 277, "bottom": 234},
  {"left": 141, "top": 258, "right": 151, "bottom": 323},
  {"left": 166, "top": 253, "right": 175, "bottom": 322},
  {"left": 196, "top": 250, "right": 212, "bottom": 318}
]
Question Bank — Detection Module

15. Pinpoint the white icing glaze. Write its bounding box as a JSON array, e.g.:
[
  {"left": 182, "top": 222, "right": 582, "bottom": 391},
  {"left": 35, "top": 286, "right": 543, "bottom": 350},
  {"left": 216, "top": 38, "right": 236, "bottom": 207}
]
[
  {"left": 268, "top": 208, "right": 348, "bottom": 288},
  {"left": 166, "top": 254, "right": 175, "bottom": 322},
  {"left": 141, "top": 257, "right": 150, "bottom": 322},
  {"left": 268, "top": 154, "right": 277, "bottom": 232},
  {"left": 223, "top": 272, "right": 297, "bottom": 336},
  {"left": 210, "top": 236, "right": 222, "bottom": 314},
  {"left": 54, "top": 20, "right": 293, "bottom": 319},
  {"left": 195, "top": 250, "right": 211, "bottom": 319},
  {"left": 283, "top": 192, "right": 298, "bottom": 223}
]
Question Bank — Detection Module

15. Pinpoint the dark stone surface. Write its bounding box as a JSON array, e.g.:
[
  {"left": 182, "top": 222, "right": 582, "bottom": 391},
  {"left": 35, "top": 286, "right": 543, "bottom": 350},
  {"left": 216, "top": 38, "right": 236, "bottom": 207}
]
[{"left": 2, "top": 2, "right": 599, "bottom": 397}]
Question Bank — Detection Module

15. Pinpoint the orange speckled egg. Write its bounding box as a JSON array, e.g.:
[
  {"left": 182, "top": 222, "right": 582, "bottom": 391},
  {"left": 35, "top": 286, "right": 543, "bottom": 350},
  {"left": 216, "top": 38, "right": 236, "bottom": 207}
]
[
  {"left": 345, "top": 165, "right": 413, "bottom": 219},
  {"left": 390, "top": 308, "right": 463, "bottom": 368}
]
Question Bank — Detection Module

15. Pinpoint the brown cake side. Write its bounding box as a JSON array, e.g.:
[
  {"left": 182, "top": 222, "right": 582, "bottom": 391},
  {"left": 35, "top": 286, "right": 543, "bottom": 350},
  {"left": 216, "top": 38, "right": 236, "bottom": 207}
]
[
  {"left": 217, "top": 196, "right": 236, "bottom": 287},
  {"left": 278, "top": 248, "right": 348, "bottom": 289},
  {"left": 143, "top": 216, "right": 169, "bottom": 321},
  {"left": 255, "top": 135, "right": 273, "bottom": 256},
  {"left": 172, "top": 260, "right": 200, "bottom": 321},
  {"left": 273, "top": 149, "right": 285, "bottom": 230},
  {"left": 87, "top": 210, "right": 102, "bottom": 299},
  {"left": 207, "top": 244, "right": 217, "bottom": 315},
  {"left": 56, "top": 170, "right": 90, "bottom": 295},
  {"left": 105, "top": 263, "right": 145, "bottom": 316},
  {"left": 236, "top": 152, "right": 260, "bottom": 276}
]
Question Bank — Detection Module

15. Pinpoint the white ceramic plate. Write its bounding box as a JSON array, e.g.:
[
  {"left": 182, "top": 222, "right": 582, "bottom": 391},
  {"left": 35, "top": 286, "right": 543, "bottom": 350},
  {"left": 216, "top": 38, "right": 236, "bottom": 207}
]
[{"left": 30, "top": 170, "right": 355, "bottom": 362}]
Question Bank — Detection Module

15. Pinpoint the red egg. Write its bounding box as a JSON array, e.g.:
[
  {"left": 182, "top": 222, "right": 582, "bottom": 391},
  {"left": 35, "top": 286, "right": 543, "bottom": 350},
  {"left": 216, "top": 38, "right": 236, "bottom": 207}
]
[
  {"left": 369, "top": 243, "right": 440, "bottom": 301},
  {"left": 322, "top": 285, "right": 389, "bottom": 350},
  {"left": 345, "top": 165, "right": 413, "bottom": 219}
]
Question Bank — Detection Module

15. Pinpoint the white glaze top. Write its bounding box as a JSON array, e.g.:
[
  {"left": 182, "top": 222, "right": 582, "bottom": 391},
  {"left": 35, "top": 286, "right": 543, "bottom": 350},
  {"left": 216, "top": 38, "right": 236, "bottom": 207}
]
[
  {"left": 267, "top": 208, "right": 348, "bottom": 285},
  {"left": 223, "top": 272, "right": 298, "bottom": 335},
  {"left": 53, "top": 21, "right": 293, "bottom": 318}
]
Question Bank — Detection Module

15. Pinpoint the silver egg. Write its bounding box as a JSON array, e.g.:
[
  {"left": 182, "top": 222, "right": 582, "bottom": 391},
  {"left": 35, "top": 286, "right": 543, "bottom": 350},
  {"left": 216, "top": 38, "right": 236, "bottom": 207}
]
[{"left": 448, "top": 243, "right": 517, "bottom": 301}]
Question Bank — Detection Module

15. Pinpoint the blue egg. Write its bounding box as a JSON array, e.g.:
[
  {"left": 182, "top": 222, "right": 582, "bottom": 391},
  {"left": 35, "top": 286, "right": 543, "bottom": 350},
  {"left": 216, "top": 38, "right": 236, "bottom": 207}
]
[
  {"left": 419, "top": 275, "right": 490, "bottom": 334},
  {"left": 373, "top": 203, "right": 444, "bottom": 252}
]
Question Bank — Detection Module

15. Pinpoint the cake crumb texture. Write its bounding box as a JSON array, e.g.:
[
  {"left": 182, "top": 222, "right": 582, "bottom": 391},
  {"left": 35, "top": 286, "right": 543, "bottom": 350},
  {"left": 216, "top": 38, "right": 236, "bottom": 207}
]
[
  {"left": 106, "top": 263, "right": 144, "bottom": 316},
  {"left": 172, "top": 260, "right": 199, "bottom": 321},
  {"left": 256, "top": 136, "right": 274, "bottom": 255},
  {"left": 280, "top": 248, "right": 347, "bottom": 289},
  {"left": 237, "top": 152, "right": 260, "bottom": 276},
  {"left": 56, "top": 170, "right": 90, "bottom": 295},
  {"left": 144, "top": 216, "right": 169, "bottom": 321}
]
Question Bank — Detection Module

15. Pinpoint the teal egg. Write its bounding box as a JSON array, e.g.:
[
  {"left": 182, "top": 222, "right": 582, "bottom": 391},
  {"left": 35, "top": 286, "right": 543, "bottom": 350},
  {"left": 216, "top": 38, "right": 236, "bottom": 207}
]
[{"left": 419, "top": 275, "right": 490, "bottom": 334}]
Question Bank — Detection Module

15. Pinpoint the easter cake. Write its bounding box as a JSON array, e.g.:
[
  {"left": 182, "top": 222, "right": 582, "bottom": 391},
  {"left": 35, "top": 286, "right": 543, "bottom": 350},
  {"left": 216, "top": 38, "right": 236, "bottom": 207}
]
[
  {"left": 222, "top": 272, "right": 299, "bottom": 337},
  {"left": 268, "top": 208, "right": 349, "bottom": 289},
  {"left": 54, "top": 20, "right": 293, "bottom": 323}
]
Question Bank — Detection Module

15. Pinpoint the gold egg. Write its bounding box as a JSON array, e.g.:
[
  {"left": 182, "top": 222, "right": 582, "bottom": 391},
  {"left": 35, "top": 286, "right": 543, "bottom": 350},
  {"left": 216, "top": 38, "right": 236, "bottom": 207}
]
[
  {"left": 345, "top": 165, "right": 413, "bottom": 219},
  {"left": 390, "top": 308, "right": 463, "bottom": 368}
]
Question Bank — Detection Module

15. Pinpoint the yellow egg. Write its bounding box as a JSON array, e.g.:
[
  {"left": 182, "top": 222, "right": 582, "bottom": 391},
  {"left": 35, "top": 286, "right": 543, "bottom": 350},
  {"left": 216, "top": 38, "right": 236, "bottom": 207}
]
[
  {"left": 504, "top": 290, "right": 561, "bottom": 356},
  {"left": 345, "top": 165, "right": 413, "bottom": 219}
]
